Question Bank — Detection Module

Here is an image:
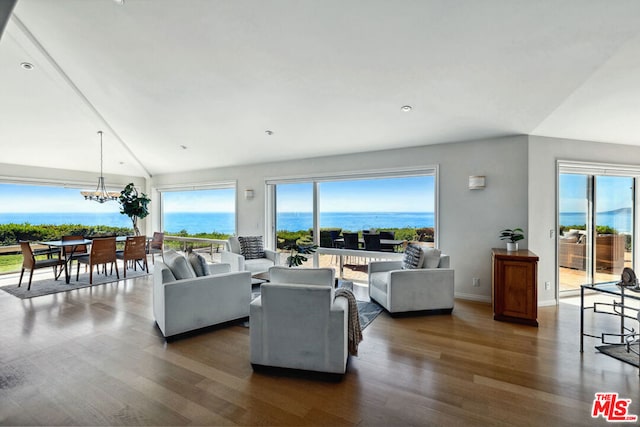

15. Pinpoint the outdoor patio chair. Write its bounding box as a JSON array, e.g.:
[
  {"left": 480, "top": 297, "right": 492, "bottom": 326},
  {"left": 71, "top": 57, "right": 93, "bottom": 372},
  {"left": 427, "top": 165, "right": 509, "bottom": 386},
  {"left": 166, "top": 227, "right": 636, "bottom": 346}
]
[
  {"left": 75, "top": 237, "right": 119, "bottom": 284},
  {"left": 116, "top": 235, "right": 149, "bottom": 278},
  {"left": 379, "top": 230, "right": 396, "bottom": 252},
  {"left": 18, "top": 241, "right": 65, "bottom": 290},
  {"left": 147, "top": 231, "right": 164, "bottom": 264},
  {"left": 363, "top": 233, "right": 381, "bottom": 251}
]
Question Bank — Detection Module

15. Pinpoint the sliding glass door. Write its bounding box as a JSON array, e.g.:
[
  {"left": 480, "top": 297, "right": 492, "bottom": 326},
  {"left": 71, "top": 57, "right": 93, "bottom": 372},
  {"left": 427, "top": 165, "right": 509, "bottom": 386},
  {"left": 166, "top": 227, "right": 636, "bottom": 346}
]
[
  {"left": 558, "top": 169, "right": 634, "bottom": 293},
  {"left": 558, "top": 174, "right": 590, "bottom": 291},
  {"left": 594, "top": 176, "right": 633, "bottom": 282}
]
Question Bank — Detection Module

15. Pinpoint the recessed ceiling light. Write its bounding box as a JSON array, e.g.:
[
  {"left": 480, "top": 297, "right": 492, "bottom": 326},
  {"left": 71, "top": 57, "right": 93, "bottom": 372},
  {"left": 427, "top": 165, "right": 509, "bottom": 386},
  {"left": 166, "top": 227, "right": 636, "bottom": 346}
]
[
  {"left": 401, "top": 105, "right": 412, "bottom": 112},
  {"left": 20, "top": 62, "right": 34, "bottom": 70},
  {"left": 113, "top": 0, "right": 125, "bottom": 5},
  {"left": 265, "top": 130, "right": 274, "bottom": 136}
]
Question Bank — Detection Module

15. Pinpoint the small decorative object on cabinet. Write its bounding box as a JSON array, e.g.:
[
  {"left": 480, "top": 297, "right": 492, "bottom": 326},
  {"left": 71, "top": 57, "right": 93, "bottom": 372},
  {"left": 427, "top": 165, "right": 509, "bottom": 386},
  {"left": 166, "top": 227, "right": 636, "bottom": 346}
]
[
  {"left": 499, "top": 228, "right": 524, "bottom": 251},
  {"left": 491, "top": 248, "right": 539, "bottom": 326}
]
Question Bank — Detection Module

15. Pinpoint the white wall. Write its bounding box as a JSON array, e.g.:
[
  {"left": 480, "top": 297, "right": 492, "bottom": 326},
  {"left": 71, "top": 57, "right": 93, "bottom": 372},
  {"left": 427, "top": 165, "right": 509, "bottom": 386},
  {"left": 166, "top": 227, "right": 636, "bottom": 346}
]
[
  {"left": 152, "top": 135, "right": 530, "bottom": 302},
  {"left": 528, "top": 136, "right": 640, "bottom": 305}
]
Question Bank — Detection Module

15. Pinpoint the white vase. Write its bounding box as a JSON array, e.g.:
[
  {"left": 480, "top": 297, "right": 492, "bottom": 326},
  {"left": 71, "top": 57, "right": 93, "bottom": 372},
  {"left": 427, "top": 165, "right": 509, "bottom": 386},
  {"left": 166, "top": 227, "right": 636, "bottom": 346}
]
[{"left": 506, "top": 242, "right": 518, "bottom": 251}]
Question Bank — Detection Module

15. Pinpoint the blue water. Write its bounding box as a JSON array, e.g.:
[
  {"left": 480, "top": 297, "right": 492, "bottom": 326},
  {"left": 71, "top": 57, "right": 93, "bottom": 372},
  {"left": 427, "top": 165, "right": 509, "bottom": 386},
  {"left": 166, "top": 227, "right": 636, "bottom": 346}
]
[
  {"left": 0, "top": 211, "right": 434, "bottom": 235},
  {"left": 560, "top": 208, "right": 632, "bottom": 233},
  {"left": 2, "top": 210, "right": 630, "bottom": 234}
]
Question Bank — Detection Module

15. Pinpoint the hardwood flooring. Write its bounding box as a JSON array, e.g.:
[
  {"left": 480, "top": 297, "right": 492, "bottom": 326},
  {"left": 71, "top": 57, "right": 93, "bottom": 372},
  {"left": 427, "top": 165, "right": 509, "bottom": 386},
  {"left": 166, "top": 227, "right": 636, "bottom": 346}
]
[{"left": 0, "top": 272, "right": 638, "bottom": 426}]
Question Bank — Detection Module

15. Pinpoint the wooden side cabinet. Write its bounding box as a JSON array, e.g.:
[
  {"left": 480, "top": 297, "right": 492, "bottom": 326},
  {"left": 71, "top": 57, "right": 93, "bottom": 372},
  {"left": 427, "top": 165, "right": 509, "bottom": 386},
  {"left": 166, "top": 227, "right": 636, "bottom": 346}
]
[{"left": 491, "top": 248, "right": 539, "bottom": 326}]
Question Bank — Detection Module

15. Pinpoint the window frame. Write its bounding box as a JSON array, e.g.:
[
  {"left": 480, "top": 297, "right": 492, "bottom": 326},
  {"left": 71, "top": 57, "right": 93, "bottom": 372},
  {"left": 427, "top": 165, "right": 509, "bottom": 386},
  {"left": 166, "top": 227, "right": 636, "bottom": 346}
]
[
  {"left": 265, "top": 166, "right": 439, "bottom": 250},
  {"left": 156, "top": 180, "right": 238, "bottom": 236}
]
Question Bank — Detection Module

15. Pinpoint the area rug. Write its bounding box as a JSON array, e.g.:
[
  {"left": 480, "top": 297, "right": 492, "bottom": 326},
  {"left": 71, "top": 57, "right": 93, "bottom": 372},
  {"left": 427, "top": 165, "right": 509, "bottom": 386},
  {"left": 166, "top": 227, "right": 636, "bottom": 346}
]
[
  {"left": 0, "top": 267, "right": 152, "bottom": 300},
  {"left": 596, "top": 343, "right": 639, "bottom": 368},
  {"left": 356, "top": 299, "right": 384, "bottom": 329}
]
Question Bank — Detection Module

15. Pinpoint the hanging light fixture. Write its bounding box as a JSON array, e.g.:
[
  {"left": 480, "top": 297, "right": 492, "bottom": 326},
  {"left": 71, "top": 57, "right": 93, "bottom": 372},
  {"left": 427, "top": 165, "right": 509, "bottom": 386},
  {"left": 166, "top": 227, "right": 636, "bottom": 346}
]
[{"left": 80, "top": 131, "right": 120, "bottom": 203}]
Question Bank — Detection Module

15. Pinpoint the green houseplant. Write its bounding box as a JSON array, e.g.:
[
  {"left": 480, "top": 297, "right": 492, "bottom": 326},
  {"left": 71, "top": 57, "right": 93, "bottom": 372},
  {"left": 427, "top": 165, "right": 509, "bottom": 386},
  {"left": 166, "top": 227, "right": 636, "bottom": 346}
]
[
  {"left": 280, "top": 236, "right": 318, "bottom": 267},
  {"left": 118, "top": 183, "right": 150, "bottom": 236},
  {"left": 499, "top": 228, "right": 524, "bottom": 251}
]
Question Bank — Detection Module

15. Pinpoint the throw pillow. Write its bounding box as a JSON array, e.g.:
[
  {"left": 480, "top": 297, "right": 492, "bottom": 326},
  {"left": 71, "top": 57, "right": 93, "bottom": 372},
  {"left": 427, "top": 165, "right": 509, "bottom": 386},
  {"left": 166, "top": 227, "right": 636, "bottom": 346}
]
[
  {"left": 422, "top": 247, "right": 442, "bottom": 268},
  {"left": 402, "top": 243, "right": 424, "bottom": 269},
  {"left": 188, "top": 251, "right": 210, "bottom": 277},
  {"left": 228, "top": 236, "right": 242, "bottom": 254},
  {"left": 164, "top": 250, "right": 196, "bottom": 280},
  {"left": 238, "top": 236, "right": 265, "bottom": 260}
]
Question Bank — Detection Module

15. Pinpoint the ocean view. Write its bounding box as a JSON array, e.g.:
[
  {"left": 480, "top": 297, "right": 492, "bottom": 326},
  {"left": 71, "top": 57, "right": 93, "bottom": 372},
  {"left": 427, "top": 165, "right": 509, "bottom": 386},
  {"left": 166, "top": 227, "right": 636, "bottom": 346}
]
[
  {"left": 0, "top": 211, "right": 435, "bottom": 235},
  {"left": 560, "top": 208, "right": 632, "bottom": 233},
  {"left": 1, "top": 210, "right": 632, "bottom": 234}
]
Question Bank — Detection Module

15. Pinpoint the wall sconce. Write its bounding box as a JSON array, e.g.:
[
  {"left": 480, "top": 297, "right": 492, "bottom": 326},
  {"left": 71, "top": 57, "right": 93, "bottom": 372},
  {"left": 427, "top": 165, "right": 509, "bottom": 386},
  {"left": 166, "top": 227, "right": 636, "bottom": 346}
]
[
  {"left": 244, "top": 189, "right": 254, "bottom": 200},
  {"left": 469, "top": 176, "right": 486, "bottom": 190}
]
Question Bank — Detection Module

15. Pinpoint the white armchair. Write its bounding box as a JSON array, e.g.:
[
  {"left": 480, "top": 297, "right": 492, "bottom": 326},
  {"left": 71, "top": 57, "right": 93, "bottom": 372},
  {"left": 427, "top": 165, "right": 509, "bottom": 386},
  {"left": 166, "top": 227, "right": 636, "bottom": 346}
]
[
  {"left": 153, "top": 251, "right": 252, "bottom": 338},
  {"left": 268, "top": 266, "right": 335, "bottom": 287},
  {"left": 250, "top": 267, "right": 348, "bottom": 375},
  {"left": 369, "top": 248, "right": 454, "bottom": 315},
  {"left": 221, "top": 236, "right": 280, "bottom": 274}
]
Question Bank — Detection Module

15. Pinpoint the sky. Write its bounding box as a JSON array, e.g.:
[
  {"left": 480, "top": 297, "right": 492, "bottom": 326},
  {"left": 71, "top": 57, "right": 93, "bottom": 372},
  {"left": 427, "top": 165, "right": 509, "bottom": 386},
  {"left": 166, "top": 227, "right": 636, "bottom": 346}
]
[
  {"left": 1, "top": 173, "right": 629, "bottom": 216},
  {"left": 0, "top": 183, "right": 121, "bottom": 213},
  {"left": 0, "top": 176, "right": 435, "bottom": 215},
  {"left": 559, "top": 174, "right": 633, "bottom": 213},
  {"left": 163, "top": 188, "right": 235, "bottom": 213},
  {"left": 276, "top": 176, "right": 435, "bottom": 212}
]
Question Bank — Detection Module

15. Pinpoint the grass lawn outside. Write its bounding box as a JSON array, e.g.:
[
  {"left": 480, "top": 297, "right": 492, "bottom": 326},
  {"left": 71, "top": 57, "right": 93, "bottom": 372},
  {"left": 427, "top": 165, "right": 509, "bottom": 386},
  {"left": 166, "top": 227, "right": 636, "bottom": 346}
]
[{"left": 0, "top": 253, "right": 24, "bottom": 274}]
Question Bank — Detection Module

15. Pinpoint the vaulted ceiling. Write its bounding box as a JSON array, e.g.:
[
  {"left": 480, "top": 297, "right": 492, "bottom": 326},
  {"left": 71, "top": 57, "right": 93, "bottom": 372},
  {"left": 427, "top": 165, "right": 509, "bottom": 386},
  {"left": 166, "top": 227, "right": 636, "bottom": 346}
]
[{"left": 2, "top": 0, "right": 640, "bottom": 179}]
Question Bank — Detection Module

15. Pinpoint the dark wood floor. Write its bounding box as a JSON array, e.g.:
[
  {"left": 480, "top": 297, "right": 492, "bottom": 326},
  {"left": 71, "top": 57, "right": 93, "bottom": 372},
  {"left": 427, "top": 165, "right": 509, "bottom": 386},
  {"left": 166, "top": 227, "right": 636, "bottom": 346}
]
[{"left": 0, "top": 273, "right": 638, "bottom": 426}]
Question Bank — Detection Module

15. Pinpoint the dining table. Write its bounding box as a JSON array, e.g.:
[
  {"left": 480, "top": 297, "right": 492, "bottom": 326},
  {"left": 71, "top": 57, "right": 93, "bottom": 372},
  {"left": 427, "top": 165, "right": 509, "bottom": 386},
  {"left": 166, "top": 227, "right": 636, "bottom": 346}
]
[{"left": 37, "top": 236, "right": 131, "bottom": 284}]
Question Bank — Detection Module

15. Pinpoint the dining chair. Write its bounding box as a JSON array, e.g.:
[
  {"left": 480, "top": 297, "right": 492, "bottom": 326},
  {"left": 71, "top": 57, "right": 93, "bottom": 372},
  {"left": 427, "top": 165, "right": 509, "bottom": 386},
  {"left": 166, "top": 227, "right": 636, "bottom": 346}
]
[
  {"left": 116, "top": 235, "right": 149, "bottom": 278},
  {"left": 18, "top": 241, "right": 65, "bottom": 290},
  {"left": 379, "top": 230, "right": 396, "bottom": 252},
  {"left": 342, "top": 232, "right": 361, "bottom": 265},
  {"left": 364, "top": 233, "right": 381, "bottom": 251},
  {"left": 342, "top": 232, "right": 360, "bottom": 250},
  {"left": 76, "top": 237, "right": 119, "bottom": 284},
  {"left": 62, "top": 235, "right": 88, "bottom": 270},
  {"left": 147, "top": 231, "right": 164, "bottom": 264}
]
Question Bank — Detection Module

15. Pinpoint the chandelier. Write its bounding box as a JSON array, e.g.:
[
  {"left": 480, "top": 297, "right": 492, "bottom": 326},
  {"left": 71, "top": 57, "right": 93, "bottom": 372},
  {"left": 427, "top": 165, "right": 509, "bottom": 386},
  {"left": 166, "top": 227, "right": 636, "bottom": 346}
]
[{"left": 80, "top": 131, "right": 120, "bottom": 203}]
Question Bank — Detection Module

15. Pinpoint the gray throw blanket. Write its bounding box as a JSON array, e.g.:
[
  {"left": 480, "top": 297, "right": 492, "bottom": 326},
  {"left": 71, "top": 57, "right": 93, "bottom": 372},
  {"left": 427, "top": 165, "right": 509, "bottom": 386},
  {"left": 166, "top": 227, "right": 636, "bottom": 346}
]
[{"left": 335, "top": 288, "right": 363, "bottom": 356}]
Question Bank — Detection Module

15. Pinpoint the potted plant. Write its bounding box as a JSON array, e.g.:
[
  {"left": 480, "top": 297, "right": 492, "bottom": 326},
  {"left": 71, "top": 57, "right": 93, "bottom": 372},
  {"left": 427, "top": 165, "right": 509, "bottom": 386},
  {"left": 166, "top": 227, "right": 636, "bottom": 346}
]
[
  {"left": 118, "top": 183, "right": 150, "bottom": 236},
  {"left": 280, "top": 236, "right": 318, "bottom": 267},
  {"left": 499, "top": 228, "right": 524, "bottom": 251}
]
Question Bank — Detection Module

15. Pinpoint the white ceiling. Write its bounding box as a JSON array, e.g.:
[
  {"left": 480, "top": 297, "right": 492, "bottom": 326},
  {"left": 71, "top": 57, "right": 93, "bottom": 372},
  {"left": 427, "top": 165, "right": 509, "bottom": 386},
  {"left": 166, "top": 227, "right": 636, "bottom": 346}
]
[{"left": 2, "top": 0, "right": 640, "bottom": 178}]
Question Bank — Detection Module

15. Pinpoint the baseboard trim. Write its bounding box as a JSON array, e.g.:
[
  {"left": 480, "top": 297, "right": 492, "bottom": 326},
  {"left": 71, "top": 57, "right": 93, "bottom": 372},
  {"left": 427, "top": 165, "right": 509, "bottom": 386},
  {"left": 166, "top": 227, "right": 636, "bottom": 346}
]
[{"left": 455, "top": 292, "right": 491, "bottom": 303}]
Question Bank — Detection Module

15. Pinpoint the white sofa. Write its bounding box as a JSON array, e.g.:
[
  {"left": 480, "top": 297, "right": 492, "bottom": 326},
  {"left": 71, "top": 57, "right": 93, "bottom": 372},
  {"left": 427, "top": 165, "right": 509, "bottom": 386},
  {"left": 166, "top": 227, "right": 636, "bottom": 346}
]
[
  {"left": 369, "top": 247, "right": 454, "bottom": 315},
  {"left": 221, "top": 236, "right": 280, "bottom": 274},
  {"left": 153, "top": 250, "right": 252, "bottom": 338},
  {"left": 250, "top": 267, "right": 348, "bottom": 375}
]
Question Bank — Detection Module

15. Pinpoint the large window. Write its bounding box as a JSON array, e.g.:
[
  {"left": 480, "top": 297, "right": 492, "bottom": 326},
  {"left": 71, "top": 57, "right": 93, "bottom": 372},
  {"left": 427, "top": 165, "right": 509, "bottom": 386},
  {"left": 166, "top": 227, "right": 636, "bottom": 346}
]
[
  {"left": 268, "top": 168, "right": 437, "bottom": 281},
  {"left": 160, "top": 186, "right": 236, "bottom": 237},
  {"left": 0, "top": 182, "right": 128, "bottom": 229},
  {"left": 318, "top": 176, "right": 435, "bottom": 233}
]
